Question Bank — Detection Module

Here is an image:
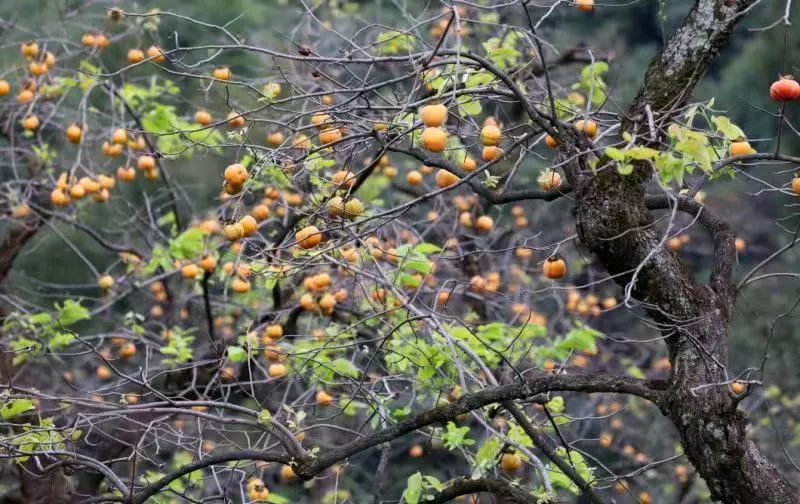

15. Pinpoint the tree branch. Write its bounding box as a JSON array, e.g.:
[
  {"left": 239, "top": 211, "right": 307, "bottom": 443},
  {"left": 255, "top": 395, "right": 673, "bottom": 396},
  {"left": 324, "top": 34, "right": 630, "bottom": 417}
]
[
  {"left": 428, "top": 477, "right": 536, "bottom": 504},
  {"left": 300, "top": 374, "right": 664, "bottom": 476}
]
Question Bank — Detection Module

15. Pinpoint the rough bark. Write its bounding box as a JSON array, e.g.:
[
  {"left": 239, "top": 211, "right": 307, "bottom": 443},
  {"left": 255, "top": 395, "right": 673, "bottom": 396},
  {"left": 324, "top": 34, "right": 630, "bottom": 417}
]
[
  {"left": 627, "top": 0, "right": 758, "bottom": 125},
  {"left": 563, "top": 0, "right": 799, "bottom": 501},
  {"left": 0, "top": 219, "right": 42, "bottom": 286}
]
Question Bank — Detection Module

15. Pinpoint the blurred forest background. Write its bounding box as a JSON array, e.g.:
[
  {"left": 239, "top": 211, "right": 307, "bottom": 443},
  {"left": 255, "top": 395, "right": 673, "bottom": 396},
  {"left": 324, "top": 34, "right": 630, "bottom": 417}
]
[{"left": 1, "top": 1, "right": 800, "bottom": 501}]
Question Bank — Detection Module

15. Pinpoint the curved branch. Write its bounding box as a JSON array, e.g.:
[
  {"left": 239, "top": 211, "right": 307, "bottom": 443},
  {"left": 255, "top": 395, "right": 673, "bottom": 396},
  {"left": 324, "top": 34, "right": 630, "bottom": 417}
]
[
  {"left": 645, "top": 194, "right": 735, "bottom": 302},
  {"left": 428, "top": 477, "right": 536, "bottom": 504},
  {"left": 35, "top": 206, "right": 144, "bottom": 257},
  {"left": 301, "top": 374, "right": 665, "bottom": 476},
  {"left": 115, "top": 374, "right": 658, "bottom": 503}
]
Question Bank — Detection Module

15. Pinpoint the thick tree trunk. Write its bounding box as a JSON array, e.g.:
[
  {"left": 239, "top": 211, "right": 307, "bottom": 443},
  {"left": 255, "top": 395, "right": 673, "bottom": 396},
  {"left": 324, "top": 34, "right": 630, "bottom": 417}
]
[
  {"left": 568, "top": 148, "right": 799, "bottom": 503},
  {"left": 561, "top": 1, "right": 800, "bottom": 500},
  {"left": 0, "top": 219, "right": 42, "bottom": 285}
]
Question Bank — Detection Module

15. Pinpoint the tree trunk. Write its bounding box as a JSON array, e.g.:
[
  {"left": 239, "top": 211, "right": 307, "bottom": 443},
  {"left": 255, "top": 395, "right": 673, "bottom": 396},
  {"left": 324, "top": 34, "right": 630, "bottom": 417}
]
[
  {"left": 561, "top": 1, "right": 800, "bottom": 500},
  {"left": 0, "top": 219, "right": 42, "bottom": 286}
]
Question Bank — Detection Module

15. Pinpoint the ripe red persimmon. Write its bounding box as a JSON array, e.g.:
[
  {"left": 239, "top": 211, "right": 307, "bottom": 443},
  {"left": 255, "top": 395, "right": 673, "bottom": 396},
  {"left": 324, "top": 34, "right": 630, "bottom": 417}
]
[{"left": 770, "top": 76, "right": 800, "bottom": 101}]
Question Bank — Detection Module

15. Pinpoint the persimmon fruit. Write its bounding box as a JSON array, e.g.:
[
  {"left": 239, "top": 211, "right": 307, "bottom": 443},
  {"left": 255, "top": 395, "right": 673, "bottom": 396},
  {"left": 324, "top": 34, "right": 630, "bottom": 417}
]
[
  {"left": 419, "top": 104, "right": 448, "bottom": 127},
  {"left": 66, "top": 123, "right": 83, "bottom": 144},
  {"left": 770, "top": 76, "right": 800, "bottom": 101},
  {"left": 479, "top": 124, "right": 501, "bottom": 146},
  {"left": 194, "top": 110, "right": 212, "bottom": 126},
  {"left": 117, "top": 166, "right": 136, "bottom": 182},
  {"left": 226, "top": 111, "right": 245, "bottom": 128},
  {"left": 146, "top": 45, "right": 166, "bottom": 63},
  {"left": 406, "top": 170, "right": 423, "bottom": 185},
  {"left": 475, "top": 215, "right": 494, "bottom": 232},
  {"left": 543, "top": 256, "right": 567, "bottom": 279},
  {"left": 482, "top": 146, "right": 502, "bottom": 162},
  {"left": 98, "top": 275, "right": 114, "bottom": 290},
  {"left": 729, "top": 139, "right": 755, "bottom": 157},
  {"left": 268, "top": 363, "right": 287, "bottom": 378},
  {"left": 296, "top": 225, "right": 322, "bottom": 249},
  {"left": 575, "top": 119, "right": 598, "bottom": 138},
  {"left": 213, "top": 66, "right": 231, "bottom": 80},
  {"left": 421, "top": 127, "right": 448, "bottom": 152},
  {"left": 127, "top": 48, "right": 145, "bottom": 63},
  {"left": 500, "top": 453, "right": 522, "bottom": 472},
  {"left": 224, "top": 163, "right": 248, "bottom": 185},
  {"left": 21, "top": 115, "right": 39, "bottom": 131},
  {"left": 435, "top": 169, "right": 459, "bottom": 188},
  {"left": 316, "top": 390, "right": 334, "bottom": 406}
]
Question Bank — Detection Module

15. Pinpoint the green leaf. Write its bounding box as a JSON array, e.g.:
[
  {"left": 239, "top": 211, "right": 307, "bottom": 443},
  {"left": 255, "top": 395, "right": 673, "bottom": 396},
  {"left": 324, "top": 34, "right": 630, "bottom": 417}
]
[
  {"left": 391, "top": 406, "right": 411, "bottom": 418},
  {"left": 476, "top": 436, "right": 503, "bottom": 468},
  {"left": 417, "top": 364, "right": 437, "bottom": 381},
  {"left": 711, "top": 115, "right": 745, "bottom": 140},
  {"left": 466, "top": 70, "right": 495, "bottom": 88},
  {"left": 257, "top": 409, "right": 273, "bottom": 427},
  {"left": 226, "top": 345, "right": 248, "bottom": 363},
  {"left": 265, "top": 494, "right": 289, "bottom": 504},
  {"left": 549, "top": 448, "right": 594, "bottom": 495},
  {"left": 79, "top": 60, "right": 99, "bottom": 74},
  {"left": 330, "top": 358, "right": 360, "bottom": 379},
  {"left": 29, "top": 313, "right": 52, "bottom": 325},
  {"left": 374, "top": 30, "right": 417, "bottom": 55},
  {"left": 1, "top": 399, "right": 35, "bottom": 420},
  {"left": 413, "top": 243, "right": 441, "bottom": 255},
  {"left": 49, "top": 332, "right": 75, "bottom": 350},
  {"left": 442, "top": 421, "right": 475, "bottom": 450},
  {"left": 161, "top": 328, "right": 195, "bottom": 367},
  {"left": 626, "top": 146, "right": 658, "bottom": 160},
  {"left": 56, "top": 300, "right": 89, "bottom": 326},
  {"left": 617, "top": 164, "right": 634, "bottom": 175},
  {"left": 556, "top": 326, "right": 602, "bottom": 354},
  {"left": 604, "top": 147, "right": 625, "bottom": 161},
  {"left": 508, "top": 422, "right": 534, "bottom": 448},
  {"left": 655, "top": 152, "right": 685, "bottom": 185},
  {"left": 423, "top": 475, "right": 444, "bottom": 491},
  {"left": 404, "top": 259, "right": 431, "bottom": 275},
  {"left": 575, "top": 62, "right": 609, "bottom": 105},
  {"left": 398, "top": 273, "right": 421, "bottom": 288},
  {"left": 546, "top": 396, "right": 565, "bottom": 414},
  {"left": 457, "top": 95, "right": 482, "bottom": 117},
  {"left": 403, "top": 472, "right": 423, "bottom": 504},
  {"left": 170, "top": 228, "right": 205, "bottom": 260},
  {"left": 482, "top": 35, "right": 522, "bottom": 69}
]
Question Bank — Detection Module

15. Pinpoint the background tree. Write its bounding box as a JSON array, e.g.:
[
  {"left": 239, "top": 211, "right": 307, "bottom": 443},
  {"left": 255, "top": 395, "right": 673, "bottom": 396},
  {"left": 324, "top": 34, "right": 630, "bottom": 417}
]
[{"left": 1, "top": 1, "right": 800, "bottom": 503}]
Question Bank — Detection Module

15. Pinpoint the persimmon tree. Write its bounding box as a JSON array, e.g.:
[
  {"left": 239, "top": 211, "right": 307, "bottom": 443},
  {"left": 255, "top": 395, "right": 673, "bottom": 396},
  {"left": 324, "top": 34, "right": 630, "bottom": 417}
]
[{"left": 1, "top": 1, "right": 799, "bottom": 503}]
